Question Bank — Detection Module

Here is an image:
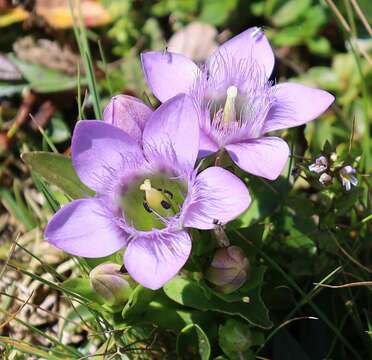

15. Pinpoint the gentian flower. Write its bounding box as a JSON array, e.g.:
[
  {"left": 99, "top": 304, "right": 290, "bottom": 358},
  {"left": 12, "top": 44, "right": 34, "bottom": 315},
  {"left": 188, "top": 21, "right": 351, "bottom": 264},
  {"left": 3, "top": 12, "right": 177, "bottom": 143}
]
[
  {"left": 45, "top": 95, "right": 250, "bottom": 290},
  {"left": 309, "top": 156, "right": 328, "bottom": 174},
  {"left": 141, "top": 27, "right": 335, "bottom": 180},
  {"left": 339, "top": 165, "right": 358, "bottom": 191}
]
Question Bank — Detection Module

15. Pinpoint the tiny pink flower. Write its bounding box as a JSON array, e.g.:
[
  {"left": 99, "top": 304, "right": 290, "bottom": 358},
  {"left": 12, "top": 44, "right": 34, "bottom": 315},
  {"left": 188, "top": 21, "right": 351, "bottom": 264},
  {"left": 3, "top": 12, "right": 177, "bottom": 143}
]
[
  {"left": 339, "top": 165, "right": 358, "bottom": 191},
  {"left": 309, "top": 156, "right": 328, "bottom": 174}
]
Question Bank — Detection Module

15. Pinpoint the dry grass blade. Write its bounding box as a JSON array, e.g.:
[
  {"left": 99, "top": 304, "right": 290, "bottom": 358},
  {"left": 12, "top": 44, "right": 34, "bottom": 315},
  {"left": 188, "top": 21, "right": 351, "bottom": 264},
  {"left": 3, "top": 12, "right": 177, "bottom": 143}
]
[
  {"left": 0, "top": 233, "right": 18, "bottom": 279},
  {"left": 314, "top": 282, "right": 372, "bottom": 289},
  {"left": 330, "top": 230, "right": 372, "bottom": 274},
  {"left": 0, "top": 290, "right": 33, "bottom": 330},
  {"left": 325, "top": 0, "right": 351, "bottom": 32},
  {"left": 349, "top": 0, "right": 372, "bottom": 36},
  {"left": 325, "top": 0, "right": 372, "bottom": 66}
]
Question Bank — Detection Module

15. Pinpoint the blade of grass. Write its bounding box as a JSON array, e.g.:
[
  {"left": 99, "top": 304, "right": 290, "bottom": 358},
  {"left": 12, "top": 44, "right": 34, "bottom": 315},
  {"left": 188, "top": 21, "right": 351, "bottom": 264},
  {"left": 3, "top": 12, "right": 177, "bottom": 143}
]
[
  {"left": 0, "top": 336, "right": 62, "bottom": 360},
  {"left": 30, "top": 114, "right": 58, "bottom": 154},
  {"left": 69, "top": 0, "right": 102, "bottom": 119},
  {"left": 0, "top": 188, "right": 36, "bottom": 230},
  {"left": 15, "top": 241, "right": 66, "bottom": 282},
  {"left": 98, "top": 39, "right": 113, "bottom": 96},
  {"left": 13, "top": 179, "right": 37, "bottom": 228},
  {"left": 32, "top": 173, "right": 61, "bottom": 213},
  {"left": 0, "top": 308, "right": 82, "bottom": 357}
]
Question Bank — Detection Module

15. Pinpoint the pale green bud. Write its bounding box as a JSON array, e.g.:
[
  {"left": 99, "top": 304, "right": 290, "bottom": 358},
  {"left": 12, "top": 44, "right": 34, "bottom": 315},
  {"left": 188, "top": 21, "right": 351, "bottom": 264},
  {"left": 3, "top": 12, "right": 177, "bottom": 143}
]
[
  {"left": 205, "top": 246, "right": 250, "bottom": 294},
  {"left": 89, "top": 263, "right": 134, "bottom": 305}
]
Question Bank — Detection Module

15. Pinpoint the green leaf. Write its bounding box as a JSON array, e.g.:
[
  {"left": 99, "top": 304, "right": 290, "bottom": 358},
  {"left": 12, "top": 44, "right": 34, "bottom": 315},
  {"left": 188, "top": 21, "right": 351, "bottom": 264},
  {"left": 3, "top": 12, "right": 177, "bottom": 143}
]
[
  {"left": 306, "top": 37, "right": 332, "bottom": 57},
  {"left": 122, "top": 288, "right": 211, "bottom": 332},
  {"left": 219, "top": 319, "right": 255, "bottom": 360},
  {"left": 22, "top": 151, "right": 94, "bottom": 199},
  {"left": 122, "top": 285, "right": 156, "bottom": 319},
  {"left": 47, "top": 115, "right": 71, "bottom": 143},
  {"left": 199, "top": 0, "right": 238, "bottom": 25},
  {"left": 0, "top": 82, "right": 26, "bottom": 97},
  {"left": 272, "top": 0, "right": 311, "bottom": 27},
  {"left": 231, "top": 176, "right": 289, "bottom": 228},
  {"left": 163, "top": 275, "right": 272, "bottom": 329},
  {"left": 177, "top": 323, "right": 211, "bottom": 360},
  {"left": 9, "top": 55, "right": 84, "bottom": 93},
  {"left": 63, "top": 277, "right": 103, "bottom": 304},
  {"left": 0, "top": 187, "right": 36, "bottom": 230}
]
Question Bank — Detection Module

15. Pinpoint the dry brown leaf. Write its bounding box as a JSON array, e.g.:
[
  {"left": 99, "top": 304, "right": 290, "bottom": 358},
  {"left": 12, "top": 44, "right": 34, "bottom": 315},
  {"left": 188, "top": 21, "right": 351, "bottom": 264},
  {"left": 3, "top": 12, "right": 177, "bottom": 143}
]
[
  {"left": 0, "top": 0, "right": 111, "bottom": 29},
  {"left": 35, "top": 0, "right": 111, "bottom": 29}
]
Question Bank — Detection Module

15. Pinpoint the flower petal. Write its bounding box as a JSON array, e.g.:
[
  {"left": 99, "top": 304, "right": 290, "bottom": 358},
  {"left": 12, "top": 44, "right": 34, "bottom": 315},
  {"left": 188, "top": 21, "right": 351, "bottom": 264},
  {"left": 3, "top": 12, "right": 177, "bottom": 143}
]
[
  {"left": 103, "top": 95, "right": 152, "bottom": 142},
  {"left": 226, "top": 137, "right": 289, "bottom": 180},
  {"left": 198, "top": 129, "right": 219, "bottom": 158},
  {"left": 183, "top": 167, "right": 250, "bottom": 229},
  {"left": 72, "top": 121, "right": 144, "bottom": 192},
  {"left": 143, "top": 94, "right": 199, "bottom": 169},
  {"left": 209, "top": 27, "right": 275, "bottom": 79},
  {"left": 124, "top": 230, "right": 192, "bottom": 290},
  {"left": 141, "top": 51, "right": 200, "bottom": 102},
  {"left": 263, "top": 83, "right": 335, "bottom": 133},
  {"left": 45, "top": 198, "right": 126, "bottom": 257}
]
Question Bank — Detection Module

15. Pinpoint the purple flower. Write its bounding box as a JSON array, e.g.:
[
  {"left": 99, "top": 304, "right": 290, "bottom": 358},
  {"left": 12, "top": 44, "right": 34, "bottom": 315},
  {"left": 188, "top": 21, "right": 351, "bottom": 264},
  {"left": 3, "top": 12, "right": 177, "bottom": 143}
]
[
  {"left": 339, "top": 165, "right": 358, "bottom": 191},
  {"left": 44, "top": 95, "right": 250, "bottom": 290},
  {"left": 309, "top": 156, "right": 328, "bottom": 174},
  {"left": 141, "top": 27, "right": 335, "bottom": 180}
]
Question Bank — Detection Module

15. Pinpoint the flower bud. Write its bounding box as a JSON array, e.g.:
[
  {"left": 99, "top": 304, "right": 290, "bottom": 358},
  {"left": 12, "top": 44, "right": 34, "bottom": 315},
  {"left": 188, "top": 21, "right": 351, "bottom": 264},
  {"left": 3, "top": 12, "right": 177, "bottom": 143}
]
[
  {"left": 205, "top": 246, "right": 250, "bottom": 294},
  {"left": 319, "top": 172, "right": 332, "bottom": 185},
  {"left": 89, "top": 263, "right": 134, "bottom": 305}
]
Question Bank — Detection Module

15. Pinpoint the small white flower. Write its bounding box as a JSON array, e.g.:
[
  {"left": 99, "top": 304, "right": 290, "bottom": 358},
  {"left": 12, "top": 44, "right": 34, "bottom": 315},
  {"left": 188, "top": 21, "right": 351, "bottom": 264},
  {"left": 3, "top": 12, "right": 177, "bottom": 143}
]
[
  {"left": 339, "top": 165, "right": 358, "bottom": 191},
  {"left": 319, "top": 173, "right": 332, "bottom": 185},
  {"left": 309, "top": 156, "right": 328, "bottom": 174},
  {"left": 330, "top": 152, "right": 338, "bottom": 162}
]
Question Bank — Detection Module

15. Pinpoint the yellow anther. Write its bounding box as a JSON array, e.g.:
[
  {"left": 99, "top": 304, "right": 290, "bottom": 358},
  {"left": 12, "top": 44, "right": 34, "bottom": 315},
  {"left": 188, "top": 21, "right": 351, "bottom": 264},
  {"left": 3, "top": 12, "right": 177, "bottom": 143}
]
[
  {"left": 140, "top": 179, "right": 169, "bottom": 213},
  {"left": 223, "top": 85, "right": 238, "bottom": 126}
]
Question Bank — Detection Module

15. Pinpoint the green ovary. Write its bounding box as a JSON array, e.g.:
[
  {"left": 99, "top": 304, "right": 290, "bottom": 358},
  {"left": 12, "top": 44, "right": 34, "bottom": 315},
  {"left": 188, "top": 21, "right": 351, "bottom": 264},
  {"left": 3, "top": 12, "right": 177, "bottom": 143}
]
[{"left": 119, "top": 174, "right": 187, "bottom": 231}]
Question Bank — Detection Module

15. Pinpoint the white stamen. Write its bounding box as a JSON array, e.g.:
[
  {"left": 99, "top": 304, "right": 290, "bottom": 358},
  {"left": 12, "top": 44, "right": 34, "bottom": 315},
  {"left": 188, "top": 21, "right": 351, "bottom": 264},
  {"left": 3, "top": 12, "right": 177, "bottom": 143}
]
[
  {"left": 226, "top": 85, "right": 238, "bottom": 98},
  {"left": 139, "top": 179, "right": 152, "bottom": 192},
  {"left": 223, "top": 86, "right": 238, "bottom": 126}
]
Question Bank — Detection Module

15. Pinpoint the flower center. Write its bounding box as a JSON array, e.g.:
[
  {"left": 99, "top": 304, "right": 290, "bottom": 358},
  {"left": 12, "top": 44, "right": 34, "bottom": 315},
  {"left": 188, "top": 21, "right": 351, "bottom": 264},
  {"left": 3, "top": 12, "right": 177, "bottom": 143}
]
[
  {"left": 222, "top": 86, "right": 238, "bottom": 126},
  {"left": 120, "top": 174, "right": 186, "bottom": 231},
  {"left": 139, "top": 178, "right": 178, "bottom": 215}
]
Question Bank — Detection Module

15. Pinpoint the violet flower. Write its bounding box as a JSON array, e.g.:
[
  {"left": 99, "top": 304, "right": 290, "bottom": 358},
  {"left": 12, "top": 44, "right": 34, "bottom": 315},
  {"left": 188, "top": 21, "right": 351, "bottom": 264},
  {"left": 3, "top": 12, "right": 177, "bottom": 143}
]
[
  {"left": 339, "top": 165, "right": 358, "bottom": 191},
  {"left": 45, "top": 95, "right": 250, "bottom": 290},
  {"left": 141, "top": 27, "right": 335, "bottom": 180},
  {"left": 309, "top": 156, "right": 328, "bottom": 174}
]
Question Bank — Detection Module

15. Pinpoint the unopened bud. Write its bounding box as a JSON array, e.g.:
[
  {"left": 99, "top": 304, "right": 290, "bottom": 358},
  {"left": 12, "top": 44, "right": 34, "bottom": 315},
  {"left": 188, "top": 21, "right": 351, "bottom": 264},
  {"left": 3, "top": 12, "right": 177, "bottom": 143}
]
[
  {"left": 319, "top": 173, "right": 332, "bottom": 185},
  {"left": 206, "top": 246, "right": 250, "bottom": 294},
  {"left": 89, "top": 263, "right": 134, "bottom": 305},
  {"left": 330, "top": 152, "right": 338, "bottom": 162}
]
